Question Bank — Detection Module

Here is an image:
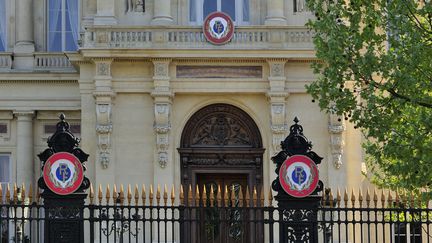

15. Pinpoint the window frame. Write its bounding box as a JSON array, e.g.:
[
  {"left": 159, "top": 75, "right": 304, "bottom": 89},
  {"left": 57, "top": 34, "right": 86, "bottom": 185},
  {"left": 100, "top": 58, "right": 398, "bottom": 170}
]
[
  {"left": 47, "top": 0, "right": 80, "bottom": 52},
  {"left": 0, "top": 153, "right": 11, "bottom": 184},
  {"left": 189, "top": 0, "right": 249, "bottom": 25},
  {"left": 0, "top": 0, "right": 8, "bottom": 51}
]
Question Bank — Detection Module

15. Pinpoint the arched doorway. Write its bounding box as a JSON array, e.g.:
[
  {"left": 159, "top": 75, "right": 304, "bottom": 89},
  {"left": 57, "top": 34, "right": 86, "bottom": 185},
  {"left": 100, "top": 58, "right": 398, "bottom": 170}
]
[
  {"left": 178, "top": 103, "right": 265, "bottom": 190},
  {"left": 178, "top": 103, "right": 265, "bottom": 242}
]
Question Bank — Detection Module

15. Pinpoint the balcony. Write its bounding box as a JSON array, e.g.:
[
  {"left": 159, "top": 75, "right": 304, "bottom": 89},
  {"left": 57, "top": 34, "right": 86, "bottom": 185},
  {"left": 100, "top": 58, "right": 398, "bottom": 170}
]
[{"left": 82, "top": 26, "right": 315, "bottom": 50}]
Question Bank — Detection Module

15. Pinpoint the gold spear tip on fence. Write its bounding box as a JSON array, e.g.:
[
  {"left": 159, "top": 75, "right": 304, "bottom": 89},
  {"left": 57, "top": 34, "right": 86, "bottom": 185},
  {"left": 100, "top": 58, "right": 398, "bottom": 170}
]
[
  {"left": 195, "top": 184, "right": 200, "bottom": 206},
  {"left": 268, "top": 188, "right": 273, "bottom": 206},
  {"left": 142, "top": 184, "right": 146, "bottom": 205},
  {"left": 21, "top": 183, "right": 26, "bottom": 203},
  {"left": 127, "top": 184, "right": 132, "bottom": 205},
  {"left": 134, "top": 184, "right": 139, "bottom": 205},
  {"left": 245, "top": 185, "right": 250, "bottom": 207},
  {"left": 6, "top": 184, "right": 11, "bottom": 203},
  {"left": 106, "top": 184, "right": 111, "bottom": 204},
  {"left": 163, "top": 184, "right": 168, "bottom": 206},
  {"left": 231, "top": 185, "right": 236, "bottom": 206},
  {"left": 202, "top": 185, "right": 207, "bottom": 207},
  {"left": 171, "top": 185, "right": 175, "bottom": 205},
  {"left": 343, "top": 188, "right": 348, "bottom": 205},
  {"left": 113, "top": 184, "right": 117, "bottom": 202},
  {"left": 217, "top": 184, "right": 222, "bottom": 207},
  {"left": 336, "top": 188, "right": 341, "bottom": 207},
  {"left": 119, "top": 184, "right": 125, "bottom": 205},
  {"left": 188, "top": 184, "right": 193, "bottom": 205},
  {"left": 253, "top": 186, "right": 258, "bottom": 207},
  {"left": 209, "top": 184, "right": 215, "bottom": 207},
  {"left": 89, "top": 183, "right": 94, "bottom": 205},
  {"left": 381, "top": 190, "right": 386, "bottom": 207},
  {"left": 179, "top": 184, "right": 184, "bottom": 205},
  {"left": 13, "top": 183, "right": 17, "bottom": 204},
  {"left": 28, "top": 184, "right": 33, "bottom": 203},
  {"left": 98, "top": 184, "right": 103, "bottom": 204}
]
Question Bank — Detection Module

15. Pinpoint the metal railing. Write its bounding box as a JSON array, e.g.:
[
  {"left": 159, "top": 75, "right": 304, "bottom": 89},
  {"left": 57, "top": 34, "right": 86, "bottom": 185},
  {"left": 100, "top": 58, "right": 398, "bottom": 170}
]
[{"left": 1, "top": 184, "right": 432, "bottom": 243}]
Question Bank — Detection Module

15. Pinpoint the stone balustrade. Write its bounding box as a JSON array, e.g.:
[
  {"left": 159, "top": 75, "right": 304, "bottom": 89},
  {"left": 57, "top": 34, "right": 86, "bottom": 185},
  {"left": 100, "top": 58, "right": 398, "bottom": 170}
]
[
  {"left": 34, "top": 53, "right": 74, "bottom": 70},
  {"left": 83, "top": 26, "right": 315, "bottom": 49}
]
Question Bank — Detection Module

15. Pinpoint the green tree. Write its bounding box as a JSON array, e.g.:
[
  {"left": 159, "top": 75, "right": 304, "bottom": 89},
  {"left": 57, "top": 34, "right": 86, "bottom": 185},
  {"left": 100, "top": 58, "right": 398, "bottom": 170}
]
[{"left": 306, "top": 0, "right": 432, "bottom": 191}]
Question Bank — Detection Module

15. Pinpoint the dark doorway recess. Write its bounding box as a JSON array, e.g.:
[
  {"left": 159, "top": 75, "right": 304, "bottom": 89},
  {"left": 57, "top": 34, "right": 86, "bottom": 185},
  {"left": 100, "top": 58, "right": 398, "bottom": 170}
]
[{"left": 178, "top": 103, "right": 265, "bottom": 192}]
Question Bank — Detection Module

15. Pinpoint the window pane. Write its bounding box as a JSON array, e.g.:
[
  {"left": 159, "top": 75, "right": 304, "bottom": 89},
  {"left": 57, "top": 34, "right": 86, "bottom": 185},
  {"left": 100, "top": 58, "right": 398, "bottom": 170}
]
[
  {"left": 48, "top": 32, "right": 62, "bottom": 51},
  {"left": 0, "top": 0, "right": 6, "bottom": 51},
  {"left": 203, "top": 0, "right": 217, "bottom": 18},
  {"left": 242, "top": 0, "right": 249, "bottom": 22},
  {"left": 189, "top": 0, "right": 196, "bottom": 22},
  {"left": 65, "top": 32, "right": 77, "bottom": 51},
  {"left": 0, "top": 154, "right": 10, "bottom": 183},
  {"left": 221, "top": 0, "right": 235, "bottom": 20}
]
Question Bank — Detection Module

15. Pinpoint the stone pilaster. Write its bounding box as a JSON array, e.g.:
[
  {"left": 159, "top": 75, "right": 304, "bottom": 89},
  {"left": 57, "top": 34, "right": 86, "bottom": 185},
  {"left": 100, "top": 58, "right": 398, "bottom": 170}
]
[
  {"left": 265, "top": 0, "right": 286, "bottom": 25},
  {"left": 13, "top": 110, "right": 34, "bottom": 185},
  {"left": 93, "top": 59, "right": 115, "bottom": 169},
  {"left": 328, "top": 113, "right": 346, "bottom": 169},
  {"left": 151, "top": 0, "right": 173, "bottom": 25},
  {"left": 267, "top": 59, "right": 289, "bottom": 153},
  {"left": 151, "top": 59, "right": 173, "bottom": 168},
  {"left": 13, "top": 0, "right": 35, "bottom": 69},
  {"left": 94, "top": 0, "right": 117, "bottom": 25}
]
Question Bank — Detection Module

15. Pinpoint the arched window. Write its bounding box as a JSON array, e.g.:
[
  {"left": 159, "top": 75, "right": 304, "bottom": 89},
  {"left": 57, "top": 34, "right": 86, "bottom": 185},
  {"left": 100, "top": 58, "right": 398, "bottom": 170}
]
[
  {"left": 190, "top": 0, "right": 249, "bottom": 25},
  {"left": 0, "top": 0, "right": 7, "bottom": 51},
  {"left": 48, "top": 0, "right": 79, "bottom": 51}
]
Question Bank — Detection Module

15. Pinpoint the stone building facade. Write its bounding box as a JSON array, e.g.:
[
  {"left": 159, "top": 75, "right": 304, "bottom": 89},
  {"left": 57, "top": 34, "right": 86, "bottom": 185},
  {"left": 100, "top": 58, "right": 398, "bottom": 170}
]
[{"left": 0, "top": 0, "right": 368, "bottom": 198}]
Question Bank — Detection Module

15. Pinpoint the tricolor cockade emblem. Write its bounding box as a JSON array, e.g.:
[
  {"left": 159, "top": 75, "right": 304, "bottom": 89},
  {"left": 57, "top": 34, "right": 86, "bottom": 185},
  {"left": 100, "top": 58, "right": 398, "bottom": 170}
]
[
  {"left": 43, "top": 152, "right": 84, "bottom": 195},
  {"left": 279, "top": 155, "right": 319, "bottom": 198},
  {"left": 203, "top": 12, "right": 234, "bottom": 45}
]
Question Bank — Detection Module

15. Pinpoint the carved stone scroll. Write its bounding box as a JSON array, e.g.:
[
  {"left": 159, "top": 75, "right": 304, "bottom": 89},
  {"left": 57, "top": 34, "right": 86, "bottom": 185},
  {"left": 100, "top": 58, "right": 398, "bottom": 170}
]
[{"left": 328, "top": 113, "right": 346, "bottom": 169}]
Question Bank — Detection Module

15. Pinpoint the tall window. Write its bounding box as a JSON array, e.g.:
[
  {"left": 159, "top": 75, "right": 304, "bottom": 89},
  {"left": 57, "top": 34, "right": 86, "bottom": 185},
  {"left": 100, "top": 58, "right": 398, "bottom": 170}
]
[
  {"left": 48, "top": 0, "right": 79, "bottom": 51},
  {"left": 0, "top": 0, "right": 6, "bottom": 51},
  {"left": 190, "top": 0, "right": 249, "bottom": 25},
  {"left": 0, "top": 153, "right": 10, "bottom": 184}
]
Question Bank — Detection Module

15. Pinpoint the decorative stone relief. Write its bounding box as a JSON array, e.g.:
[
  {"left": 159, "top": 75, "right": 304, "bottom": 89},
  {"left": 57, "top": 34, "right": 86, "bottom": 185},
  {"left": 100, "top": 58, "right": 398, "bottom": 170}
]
[
  {"left": 154, "top": 62, "right": 169, "bottom": 77},
  {"left": 191, "top": 114, "right": 252, "bottom": 146},
  {"left": 154, "top": 103, "right": 171, "bottom": 168},
  {"left": 270, "top": 63, "right": 284, "bottom": 77},
  {"left": 96, "top": 103, "right": 113, "bottom": 169},
  {"left": 126, "top": 0, "right": 144, "bottom": 12},
  {"left": 97, "top": 63, "right": 110, "bottom": 76},
  {"left": 269, "top": 102, "right": 288, "bottom": 152},
  {"left": 328, "top": 113, "right": 346, "bottom": 169}
]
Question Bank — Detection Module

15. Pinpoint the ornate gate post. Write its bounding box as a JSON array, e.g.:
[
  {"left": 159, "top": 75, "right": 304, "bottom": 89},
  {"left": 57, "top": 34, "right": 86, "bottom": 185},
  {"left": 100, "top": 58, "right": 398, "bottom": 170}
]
[
  {"left": 37, "top": 114, "right": 91, "bottom": 243},
  {"left": 272, "top": 118, "right": 323, "bottom": 242}
]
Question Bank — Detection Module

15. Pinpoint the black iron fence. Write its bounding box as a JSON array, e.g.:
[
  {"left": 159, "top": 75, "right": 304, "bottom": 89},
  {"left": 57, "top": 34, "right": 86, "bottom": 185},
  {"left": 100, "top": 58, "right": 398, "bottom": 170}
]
[{"left": 1, "top": 184, "right": 432, "bottom": 243}]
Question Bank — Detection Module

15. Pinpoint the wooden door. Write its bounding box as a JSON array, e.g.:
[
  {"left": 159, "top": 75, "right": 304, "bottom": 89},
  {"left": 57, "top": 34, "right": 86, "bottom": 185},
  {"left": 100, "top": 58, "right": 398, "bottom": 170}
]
[{"left": 197, "top": 174, "right": 249, "bottom": 243}]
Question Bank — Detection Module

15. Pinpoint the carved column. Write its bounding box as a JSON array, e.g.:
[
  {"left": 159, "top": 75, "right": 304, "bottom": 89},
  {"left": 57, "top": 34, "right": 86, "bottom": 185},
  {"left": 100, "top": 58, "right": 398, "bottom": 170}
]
[
  {"left": 265, "top": 0, "right": 286, "bottom": 25},
  {"left": 13, "top": 110, "right": 35, "bottom": 185},
  {"left": 151, "top": 59, "right": 172, "bottom": 168},
  {"left": 328, "top": 113, "right": 346, "bottom": 169},
  {"left": 151, "top": 0, "right": 173, "bottom": 25},
  {"left": 93, "top": 59, "right": 115, "bottom": 169},
  {"left": 13, "top": 0, "right": 35, "bottom": 69},
  {"left": 267, "top": 60, "right": 289, "bottom": 154}
]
